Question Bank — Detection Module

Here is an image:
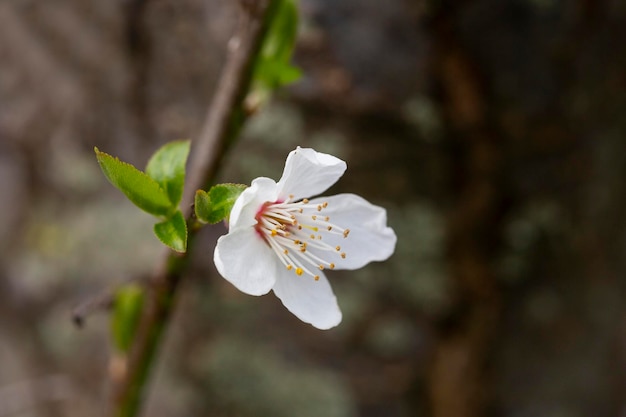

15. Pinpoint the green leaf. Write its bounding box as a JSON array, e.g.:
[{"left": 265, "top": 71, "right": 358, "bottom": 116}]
[
  {"left": 195, "top": 184, "right": 247, "bottom": 224},
  {"left": 95, "top": 148, "right": 172, "bottom": 217},
  {"left": 194, "top": 190, "right": 212, "bottom": 223},
  {"left": 111, "top": 284, "right": 145, "bottom": 352},
  {"left": 263, "top": 0, "right": 298, "bottom": 63},
  {"left": 146, "top": 140, "right": 190, "bottom": 207},
  {"left": 252, "top": 0, "right": 301, "bottom": 91},
  {"left": 254, "top": 59, "right": 302, "bottom": 89},
  {"left": 153, "top": 210, "right": 187, "bottom": 252}
]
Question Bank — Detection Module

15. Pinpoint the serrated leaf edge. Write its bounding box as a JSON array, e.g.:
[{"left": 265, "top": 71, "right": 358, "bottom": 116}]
[
  {"left": 153, "top": 211, "right": 188, "bottom": 253},
  {"left": 95, "top": 147, "right": 174, "bottom": 217}
]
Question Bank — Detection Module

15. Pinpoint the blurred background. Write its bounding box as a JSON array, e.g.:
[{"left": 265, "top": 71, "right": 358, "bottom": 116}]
[{"left": 2, "top": 0, "right": 626, "bottom": 416}]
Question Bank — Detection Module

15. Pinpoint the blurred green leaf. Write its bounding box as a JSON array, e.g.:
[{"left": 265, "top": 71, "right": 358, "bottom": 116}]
[
  {"left": 111, "top": 284, "right": 145, "bottom": 352},
  {"left": 253, "top": 0, "right": 301, "bottom": 92},
  {"left": 255, "top": 60, "right": 302, "bottom": 87},
  {"left": 153, "top": 210, "right": 187, "bottom": 252},
  {"left": 95, "top": 148, "right": 172, "bottom": 217},
  {"left": 146, "top": 140, "right": 190, "bottom": 207},
  {"left": 195, "top": 184, "right": 247, "bottom": 224},
  {"left": 263, "top": 0, "right": 298, "bottom": 62}
]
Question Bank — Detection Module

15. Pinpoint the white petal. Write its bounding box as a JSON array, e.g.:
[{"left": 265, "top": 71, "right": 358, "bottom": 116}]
[
  {"left": 276, "top": 147, "right": 347, "bottom": 201},
  {"left": 229, "top": 177, "right": 279, "bottom": 230},
  {"left": 214, "top": 228, "right": 278, "bottom": 296},
  {"left": 272, "top": 270, "right": 342, "bottom": 330},
  {"left": 310, "top": 193, "right": 396, "bottom": 270}
]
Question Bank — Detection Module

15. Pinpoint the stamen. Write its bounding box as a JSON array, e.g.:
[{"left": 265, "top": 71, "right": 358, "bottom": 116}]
[
  {"left": 307, "top": 216, "right": 347, "bottom": 236},
  {"left": 255, "top": 197, "right": 351, "bottom": 281}
]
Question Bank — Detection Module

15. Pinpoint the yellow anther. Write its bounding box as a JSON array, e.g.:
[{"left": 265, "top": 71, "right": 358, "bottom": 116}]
[
  {"left": 294, "top": 240, "right": 301, "bottom": 244},
  {"left": 319, "top": 265, "right": 324, "bottom": 270},
  {"left": 289, "top": 194, "right": 294, "bottom": 199},
  {"left": 310, "top": 234, "right": 316, "bottom": 239},
  {"left": 271, "top": 229, "right": 278, "bottom": 236},
  {"left": 296, "top": 267, "right": 304, "bottom": 276},
  {"left": 341, "top": 252, "right": 346, "bottom": 259},
  {"left": 314, "top": 275, "right": 320, "bottom": 281},
  {"left": 298, "top": 208, "right": 303, "bottom": 213},
  {"left": 298, "top": 225, "right": 303, "bottom": 230},
  {"left": 286, "top": 265, "right": 293, "bottom": 270},
  {"left": 325, "top": 216, "right": 330, "bottom": 221},
  {"left": 323, "top": 202, "right": 328, "bottom": 208},
  {"left": 283, "top": 249, "right": 288, "bottom": 254},
  {"left": 302, "top": 198, "right": 309, "bottom": 203},
  {"left": 343, "top": 229, "right": 350, "bottom": 238},
  {"left": 329, "top": 263, "right": 335, "bottom": 269},
  {"left": 327, "top": 226, "right": 333, "bottom": 231},
  {"left": 317, "top": 205, "right": 322, "bottom": 211},
  {"left": 312, "top": 215, "right": 317, "bottom": 220},
  {"left": 335, "top": 245, "right": 341, "bottom": 251}
]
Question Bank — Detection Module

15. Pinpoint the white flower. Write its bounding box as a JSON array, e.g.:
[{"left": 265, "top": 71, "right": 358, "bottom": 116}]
[{"left": 214, "top": 147, "right": 397, "bottom": 329}]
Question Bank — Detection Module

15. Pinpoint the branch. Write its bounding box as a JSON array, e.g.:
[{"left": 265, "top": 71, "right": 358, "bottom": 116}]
[{"left": 110, "top": 2, "right": 272, "bottom": 416}]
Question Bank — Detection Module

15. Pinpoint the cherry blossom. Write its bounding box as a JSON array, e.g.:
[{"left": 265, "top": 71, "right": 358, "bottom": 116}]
[{"left": 214, "top": 147, "right": 396, "bottom": 329}]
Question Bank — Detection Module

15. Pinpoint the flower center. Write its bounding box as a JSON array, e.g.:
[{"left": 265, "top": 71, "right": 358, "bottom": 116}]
[{"left": 255, "top": 195, "right": 350, "bottom": 281}]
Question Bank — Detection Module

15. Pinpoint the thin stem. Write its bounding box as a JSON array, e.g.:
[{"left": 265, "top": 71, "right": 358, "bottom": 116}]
[{"left": 110, "top": 2, "right": 272, "bottom": 416}]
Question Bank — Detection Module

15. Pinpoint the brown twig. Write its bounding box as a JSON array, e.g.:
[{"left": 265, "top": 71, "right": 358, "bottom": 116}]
[
  {"left": 110, "top": 1, "right": 272, "bottom": 416},
  {"left": 71, "top": 289, "right": 115, "bottom": 328}
]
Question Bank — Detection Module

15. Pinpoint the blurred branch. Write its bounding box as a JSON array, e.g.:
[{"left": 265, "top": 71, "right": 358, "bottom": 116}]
[
  {"left": 71, "top": 289, "right": 115, "bottom": 328},
  {"left": 427, "top": 6, "right": 507, "bottom": 417},
  {"left": 110, "top": 1, "right": 273, "bottom": 416}
]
